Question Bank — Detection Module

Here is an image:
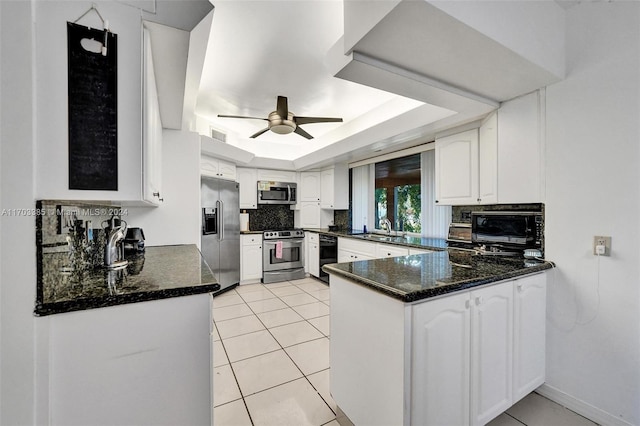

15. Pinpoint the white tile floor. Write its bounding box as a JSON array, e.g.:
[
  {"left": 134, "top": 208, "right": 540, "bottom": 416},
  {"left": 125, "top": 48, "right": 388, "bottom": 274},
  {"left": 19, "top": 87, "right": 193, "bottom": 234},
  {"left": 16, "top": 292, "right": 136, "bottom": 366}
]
[{"left": 213, "top": 278, "right": 599, "bottom": 426}]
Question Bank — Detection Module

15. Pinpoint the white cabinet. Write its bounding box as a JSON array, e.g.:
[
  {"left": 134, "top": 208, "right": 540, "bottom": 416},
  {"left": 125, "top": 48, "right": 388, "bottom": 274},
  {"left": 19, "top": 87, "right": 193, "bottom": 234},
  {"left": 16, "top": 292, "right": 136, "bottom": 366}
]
[
  {"left": 237, "top": 168, "right": 258, "bottom": 209},
  {"left": 201, "top": 156, "right": 236, "bottom": 181},
  {"left": 320, "top": 164, "right": 349, "bottom": 209},
  {"left": 300, "top": 171, "right": 321, "bottom": 202},
  {"left": 240, "top": 234, "right": 262, "bottom": 283},
  {"left": 470, "top": 282, "right": 514, "bottom": 425},
  {"left": 142, "top": 28, "right": 163, "bottom": 205},
  {"left": 299, "top": 202, "right": 321, "bottom": 228},
  {"left": 375, "top": 244, "right": 409, "bottom": 258},
  {"left": 337, "top": 238, "right": 377, "bottom": 262},
  {"left": 411, "top": 281, "right": 514, "bottom": 426},
  {"left": 307, "top": 232, "right": 320, "bottom": 277},
  {"left": 478, "top": 112, "right": 498, "bottom": 205},
  {"left": 411, "top": 291, "right": 471, "bottom": 426},
  {"left": 497, "top": 92, "right": 543, "bottom": 203},
  {"left": 435, "top": 129, "right": 479, "bottom": 205},
  {"left": 257, "top": 169, "right": 296, "bottom": 183},
  {"left": 513, "top": 273, "right": 546, "bottom": 402}
]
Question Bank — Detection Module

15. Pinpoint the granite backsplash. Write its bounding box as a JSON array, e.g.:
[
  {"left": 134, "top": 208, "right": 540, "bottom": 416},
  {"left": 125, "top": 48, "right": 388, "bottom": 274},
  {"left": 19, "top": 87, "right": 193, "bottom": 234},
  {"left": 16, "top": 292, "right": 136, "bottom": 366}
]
[
  {"left": 451, "top": 203, "right": 544, "bottom": 223},
  {"left": 245, "top": 204, "right": 295, "bottom": 231}
]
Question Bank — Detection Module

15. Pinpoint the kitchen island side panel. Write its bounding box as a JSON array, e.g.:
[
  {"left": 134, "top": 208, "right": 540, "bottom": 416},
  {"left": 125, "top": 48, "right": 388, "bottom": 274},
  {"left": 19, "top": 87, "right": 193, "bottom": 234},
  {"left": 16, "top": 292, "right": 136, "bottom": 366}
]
[
  {"left": 47, "top": 293, "right": 212, "bottom": 426},
  {"left": 330, "top": 275, "right": 409, "bottom": 426}
]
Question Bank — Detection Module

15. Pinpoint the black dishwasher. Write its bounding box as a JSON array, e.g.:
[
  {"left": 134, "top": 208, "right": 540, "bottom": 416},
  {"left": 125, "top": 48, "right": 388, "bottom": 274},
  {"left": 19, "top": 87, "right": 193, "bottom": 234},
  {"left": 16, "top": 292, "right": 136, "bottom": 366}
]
[{"left": 318, "top": 234, "right": 338, "bottom": 283}]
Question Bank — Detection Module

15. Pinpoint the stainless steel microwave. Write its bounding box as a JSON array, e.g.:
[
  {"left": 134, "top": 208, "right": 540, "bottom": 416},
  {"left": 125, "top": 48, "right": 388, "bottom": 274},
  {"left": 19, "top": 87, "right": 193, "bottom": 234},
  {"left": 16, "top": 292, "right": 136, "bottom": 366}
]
[
  {"left": 471, "top": 211, "right": 543, "bottom": 249},
  {"left": 257, "top": 181, "right": 297, "bottom": 205}
]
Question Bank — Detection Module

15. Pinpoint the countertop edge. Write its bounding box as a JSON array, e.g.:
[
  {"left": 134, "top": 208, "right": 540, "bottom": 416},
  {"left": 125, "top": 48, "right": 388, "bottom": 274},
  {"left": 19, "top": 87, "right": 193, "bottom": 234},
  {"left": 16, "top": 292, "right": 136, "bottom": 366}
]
[
  {"left": 34, "top": 282, "right": 221, "bottom": 316},
  {"left": 323, "top": 261, "right": 553, "bottom": 303},
  {"left": 304, "top": 228, "right": 448, "bottom": 251}
]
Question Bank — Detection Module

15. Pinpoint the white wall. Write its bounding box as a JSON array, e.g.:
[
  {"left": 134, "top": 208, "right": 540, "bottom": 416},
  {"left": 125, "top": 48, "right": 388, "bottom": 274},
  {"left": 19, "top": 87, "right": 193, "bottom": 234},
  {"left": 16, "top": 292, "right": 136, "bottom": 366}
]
[
  {"left": 125, "top": 130, "right": 201, "bottom": 246},
  {"left": 543, "top": 3, "right": 640, "bottom": 425},
  {"left": 0, "top": 1, "right": 37, "bottom": 423}
]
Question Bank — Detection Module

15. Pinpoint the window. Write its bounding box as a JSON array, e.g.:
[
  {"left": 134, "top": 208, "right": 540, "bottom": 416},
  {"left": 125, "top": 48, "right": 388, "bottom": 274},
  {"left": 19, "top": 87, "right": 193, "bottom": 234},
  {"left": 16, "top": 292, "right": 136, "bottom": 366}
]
[{"left": 374, "top": 154, "right": 421, "bottom": 233}]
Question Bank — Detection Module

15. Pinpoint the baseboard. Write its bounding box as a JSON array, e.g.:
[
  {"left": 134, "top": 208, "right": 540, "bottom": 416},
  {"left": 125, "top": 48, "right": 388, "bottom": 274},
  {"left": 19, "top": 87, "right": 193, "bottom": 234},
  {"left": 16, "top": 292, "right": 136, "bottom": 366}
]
[{"left": 536, "top": 384, "right": 633, "bottom": 426}]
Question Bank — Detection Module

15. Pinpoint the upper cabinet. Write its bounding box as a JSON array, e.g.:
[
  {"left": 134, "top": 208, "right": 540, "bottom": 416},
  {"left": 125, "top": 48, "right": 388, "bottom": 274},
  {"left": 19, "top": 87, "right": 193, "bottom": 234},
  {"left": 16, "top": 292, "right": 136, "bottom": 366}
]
[
  {"left": 435, "top": 129, "right": 480, "bottom": 205},
  {"left": 257, "top": 169, "right": 296, "bottom": 183},
  {"left": 201, "top": 156, "right": 236, "bottom": 181},
  {"left": 299, "top": 172, "right": 321, "bottom": 202},
  {"left": 237, "top": 168, "right": 258, "bottom": 209},
  {"left": 435, "top": 91, "right": 543, "bottom": 206},
  {"left": 320, "top": 164, "right": 349, "bottom": 209},
  {"left": 142, "top": 27, "right": 163, "bottom": 205},
  {"left": 496, "top": 92, "right": 543, "bottom": 204}
]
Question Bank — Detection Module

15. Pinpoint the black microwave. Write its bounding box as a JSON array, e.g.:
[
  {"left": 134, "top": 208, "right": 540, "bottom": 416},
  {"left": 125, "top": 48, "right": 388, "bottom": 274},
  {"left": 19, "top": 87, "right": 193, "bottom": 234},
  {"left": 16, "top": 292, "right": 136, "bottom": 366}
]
[
  {"left": 257, "top": 181, "right": 297, "bottom": 205},
  {"left": 471, "top": 211, "right": 543, "bottom": 249}
]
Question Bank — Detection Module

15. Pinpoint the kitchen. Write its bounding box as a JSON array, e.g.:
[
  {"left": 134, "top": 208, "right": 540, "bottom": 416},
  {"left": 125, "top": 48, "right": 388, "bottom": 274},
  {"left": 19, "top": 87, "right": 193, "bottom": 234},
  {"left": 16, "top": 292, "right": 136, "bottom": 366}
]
[{"left": 1, "top": 1, "right": 639, "bottom": 426}]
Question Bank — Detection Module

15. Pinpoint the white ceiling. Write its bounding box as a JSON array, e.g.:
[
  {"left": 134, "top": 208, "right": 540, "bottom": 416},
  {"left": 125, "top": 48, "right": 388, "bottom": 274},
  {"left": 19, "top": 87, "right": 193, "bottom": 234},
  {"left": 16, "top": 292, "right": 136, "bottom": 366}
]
[{"left": 195, "top": 1, "right": 453, "bottom": 162}]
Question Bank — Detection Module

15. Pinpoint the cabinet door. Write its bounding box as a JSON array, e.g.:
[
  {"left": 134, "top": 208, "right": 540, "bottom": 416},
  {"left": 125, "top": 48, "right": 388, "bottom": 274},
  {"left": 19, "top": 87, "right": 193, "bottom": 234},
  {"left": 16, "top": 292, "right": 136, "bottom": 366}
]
[
  {"left": 237, "top": 168, "right": 258, "bottom": 209},
  {"left": 308, "top": 234, "right": 320, "bottom": 277},
  {"left": 470, "top": 283, "right": 514, "bottom": 426},
  {"left": 375, "top": 244, "right": 409, "bottom": 258},
  {"left": 435, "top": 129, "right": 479, "bottom": 205},
  {"left": 240, "top": 236, "right": 262, "bottom": 283},
  {"left": 142, "top": 29, "right": 163, "bottom": 205},
  {"left": 201, "top": 156, "right": 219, "bottom": 178},
  {"left": 513, "top": 273, "right": 546, "bottom": 402},
  {"left": 320, "top": 169, "right": 335, "bottom": 209},
  {"left": 217, "top": 159, "right": 237, "bottom": 181},
  {"left": 497, "top": 92, "right": 542, "bottom": 203},
  {"left": 411, "top": 292, "right": 471, "bottom": 426},
  {"left": 257, "top": 169, "right": 296, "bottom": 183},
  {"left": 478, "top": 113, "right": 498, "bottom": 204},
  {"left": 300, "top": 172, "right": 321, "bottom": 202},
  {"left": 299, "top": 202, "right": 321, "bottom": 228}
]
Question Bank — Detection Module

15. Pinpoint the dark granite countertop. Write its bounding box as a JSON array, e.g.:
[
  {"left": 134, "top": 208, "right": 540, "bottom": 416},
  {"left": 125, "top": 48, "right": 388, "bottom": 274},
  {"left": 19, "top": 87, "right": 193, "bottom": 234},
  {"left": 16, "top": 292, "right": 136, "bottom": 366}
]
[
  {"left": 323, "top": 249, "right": 553, "bottom": 303},
  {"left": 35, "top": 244, "right": 220, "bottom": 316},
  {"left": 304, "top": 228, "right": 448, "bottom": 251}
]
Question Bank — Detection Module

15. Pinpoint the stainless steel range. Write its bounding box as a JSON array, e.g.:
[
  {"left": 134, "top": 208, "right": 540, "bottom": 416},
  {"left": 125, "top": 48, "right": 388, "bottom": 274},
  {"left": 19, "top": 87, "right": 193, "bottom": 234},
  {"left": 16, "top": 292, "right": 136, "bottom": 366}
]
[{"left": 262, "top": 229, "right": 305, "bottom": 283}]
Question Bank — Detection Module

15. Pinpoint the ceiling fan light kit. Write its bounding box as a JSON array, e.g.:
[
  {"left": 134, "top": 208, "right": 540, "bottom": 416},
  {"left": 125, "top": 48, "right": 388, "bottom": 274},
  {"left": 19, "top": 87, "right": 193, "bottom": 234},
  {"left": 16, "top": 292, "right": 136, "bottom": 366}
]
[{"left": 218, "top": 95, "right": 343, "bottom": 139}]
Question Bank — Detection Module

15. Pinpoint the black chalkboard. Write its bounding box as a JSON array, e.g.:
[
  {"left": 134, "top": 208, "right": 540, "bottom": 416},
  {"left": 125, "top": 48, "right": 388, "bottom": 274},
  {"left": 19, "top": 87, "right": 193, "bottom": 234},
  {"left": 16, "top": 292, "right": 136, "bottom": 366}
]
[{"left": 67, "top": 22, "right": 118, "bottom": 190}]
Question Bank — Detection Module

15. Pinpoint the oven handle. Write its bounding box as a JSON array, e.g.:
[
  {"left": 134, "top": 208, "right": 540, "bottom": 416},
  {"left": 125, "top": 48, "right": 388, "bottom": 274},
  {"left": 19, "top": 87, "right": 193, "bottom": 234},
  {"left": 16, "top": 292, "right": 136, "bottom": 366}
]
[
  {"left": 287, "top": 185, "right": 291, "bottom": 202},
  {"left": 264, "top": 238, "right": 305, "bottom": 246}
]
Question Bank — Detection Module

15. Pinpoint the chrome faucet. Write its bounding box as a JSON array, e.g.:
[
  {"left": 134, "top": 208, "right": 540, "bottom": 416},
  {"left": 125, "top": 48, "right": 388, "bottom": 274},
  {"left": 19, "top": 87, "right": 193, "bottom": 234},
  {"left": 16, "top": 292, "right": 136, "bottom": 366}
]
[
  {"left": 104, "top": 221, "right": 128, "bottom": 269},
  {"left": 383, "top": 217, "right": 393, "bottom": 235}
]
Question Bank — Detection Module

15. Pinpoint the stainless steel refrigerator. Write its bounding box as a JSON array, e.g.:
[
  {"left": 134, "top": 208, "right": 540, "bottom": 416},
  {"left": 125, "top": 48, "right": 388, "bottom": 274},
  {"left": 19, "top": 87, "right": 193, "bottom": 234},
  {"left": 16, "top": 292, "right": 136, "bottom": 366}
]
[{"left": 201, "top": 177, "right": 240, "bottom": 291}]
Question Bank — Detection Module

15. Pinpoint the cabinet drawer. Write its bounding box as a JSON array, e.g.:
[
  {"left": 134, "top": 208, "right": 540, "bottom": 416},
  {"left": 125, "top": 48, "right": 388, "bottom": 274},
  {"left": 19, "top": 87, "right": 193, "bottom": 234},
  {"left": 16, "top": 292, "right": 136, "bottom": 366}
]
[
  {"left": 338, "top": 238, "right": 377, "bottom": 257},
  {"left": 241, "top": 234, "right": 262, "bottom": 246}
]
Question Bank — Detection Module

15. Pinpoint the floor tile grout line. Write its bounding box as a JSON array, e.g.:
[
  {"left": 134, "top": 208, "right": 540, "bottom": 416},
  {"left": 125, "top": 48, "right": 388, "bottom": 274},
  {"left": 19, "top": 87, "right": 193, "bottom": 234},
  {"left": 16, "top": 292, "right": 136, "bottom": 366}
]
[
  {"left": 504, "top": 412, "right": 527, "bottom": 425},
  {"left": 235, "top": 279, "right": 337, "bottom": 420}
]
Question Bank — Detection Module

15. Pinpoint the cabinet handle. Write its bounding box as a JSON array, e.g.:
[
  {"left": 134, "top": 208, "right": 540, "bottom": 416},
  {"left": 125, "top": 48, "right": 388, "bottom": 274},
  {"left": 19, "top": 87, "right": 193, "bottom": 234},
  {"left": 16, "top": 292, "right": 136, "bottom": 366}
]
[
  {"left": 477, "top": 198, "right": 481, "bottom": 202},
  {"left": 475, "top": 296, "right": 483, "bottom": 305},
  {"left": 465, "top": 299, "right": 471, "bottom": 309},
  {"left": 435, "top": 200, "right": 439, "bottom": 203},
  {"left": 517, "top": 283, "right": 524, "bottom": 292},
  {"left": 153, "top": 192, "right": 164, "bottom": 202}
]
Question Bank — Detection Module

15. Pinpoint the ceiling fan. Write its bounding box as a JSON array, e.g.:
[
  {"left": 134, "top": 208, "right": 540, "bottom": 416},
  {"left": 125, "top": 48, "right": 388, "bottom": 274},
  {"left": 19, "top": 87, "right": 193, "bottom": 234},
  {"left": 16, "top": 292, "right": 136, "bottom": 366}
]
[{"left": 218, "top": 95, "right": 343, "bottom": 139}]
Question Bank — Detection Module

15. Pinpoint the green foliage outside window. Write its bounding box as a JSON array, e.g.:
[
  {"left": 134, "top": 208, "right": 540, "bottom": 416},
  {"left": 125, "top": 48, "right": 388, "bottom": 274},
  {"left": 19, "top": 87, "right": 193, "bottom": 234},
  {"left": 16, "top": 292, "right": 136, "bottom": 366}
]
[{"left": 396, "top": 184, "right": 421, "bottom": 233}]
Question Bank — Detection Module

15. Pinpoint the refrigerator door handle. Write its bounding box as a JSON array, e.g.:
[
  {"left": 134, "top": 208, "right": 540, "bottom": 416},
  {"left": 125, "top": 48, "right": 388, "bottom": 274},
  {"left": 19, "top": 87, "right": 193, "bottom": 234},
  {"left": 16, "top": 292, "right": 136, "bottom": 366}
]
[{"left": 218, "top": 199, "right": 225, "bottom": 241}]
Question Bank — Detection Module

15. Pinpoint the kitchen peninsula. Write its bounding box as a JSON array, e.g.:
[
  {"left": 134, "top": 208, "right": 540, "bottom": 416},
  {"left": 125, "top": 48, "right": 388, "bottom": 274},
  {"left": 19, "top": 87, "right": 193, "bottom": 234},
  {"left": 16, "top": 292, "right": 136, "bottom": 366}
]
[{"left": 324, "top": 250, "right": 552, "bottom": 426}]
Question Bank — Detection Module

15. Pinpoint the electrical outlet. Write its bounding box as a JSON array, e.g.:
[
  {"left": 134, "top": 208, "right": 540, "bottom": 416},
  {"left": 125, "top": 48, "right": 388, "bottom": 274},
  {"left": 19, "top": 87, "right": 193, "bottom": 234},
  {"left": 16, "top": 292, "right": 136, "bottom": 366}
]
[{"left": 593, "top": 236, "right": 612, "bottom": 256}]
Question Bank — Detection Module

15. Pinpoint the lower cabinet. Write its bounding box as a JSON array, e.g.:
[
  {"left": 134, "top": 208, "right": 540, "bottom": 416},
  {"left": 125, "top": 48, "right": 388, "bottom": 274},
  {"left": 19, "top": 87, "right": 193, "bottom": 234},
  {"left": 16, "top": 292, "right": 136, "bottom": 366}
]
[
  {"left": 376, "top": 244, "right": 409, "bottom": 258},
  {"left": 411, "top": 275, "right": 542, "bottom": 426},
  {"left": 331, "top": 272, "right": 547, "bottom": 426},
  {"left": 307, "top": 232, "right": 320, "bottom": 278},
  {"left": 337, "top": 238, "right": 377, "bottom": 262},
  {"left": 240, "top": 234, "right": 262, "bottom": 283}
]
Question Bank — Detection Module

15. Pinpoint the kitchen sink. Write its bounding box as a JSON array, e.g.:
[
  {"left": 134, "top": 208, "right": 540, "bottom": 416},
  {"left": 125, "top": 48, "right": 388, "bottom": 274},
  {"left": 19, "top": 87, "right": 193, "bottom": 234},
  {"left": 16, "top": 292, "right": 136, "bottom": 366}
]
[{"left": 358, "top": 234, "right": 398, "bottom": 242}]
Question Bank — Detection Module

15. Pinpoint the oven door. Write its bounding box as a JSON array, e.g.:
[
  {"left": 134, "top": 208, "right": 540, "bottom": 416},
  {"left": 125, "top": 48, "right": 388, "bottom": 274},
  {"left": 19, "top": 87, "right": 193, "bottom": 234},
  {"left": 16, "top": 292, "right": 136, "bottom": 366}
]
[{"left": 263, "top": 238, "right": 305, "bottom": 271}]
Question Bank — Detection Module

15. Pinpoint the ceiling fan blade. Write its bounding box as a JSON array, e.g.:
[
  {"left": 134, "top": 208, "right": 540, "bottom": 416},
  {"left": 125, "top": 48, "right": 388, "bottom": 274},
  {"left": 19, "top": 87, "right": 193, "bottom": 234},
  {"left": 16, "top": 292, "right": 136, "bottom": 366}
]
[
  {"left": 294, "top": 116, "right": 344, "bottom": 125},
  {"left": 294, "top": 126, "right": 313, "bottom": 139},
  {"left": 218, "top": 114, "right": 268, "bottom": 121},
  {"left": 249, "top": 127, "right": 270, "bottom": 138},
  {"left": 276, "top": 96, "right": 289, "bottom": 119}
]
